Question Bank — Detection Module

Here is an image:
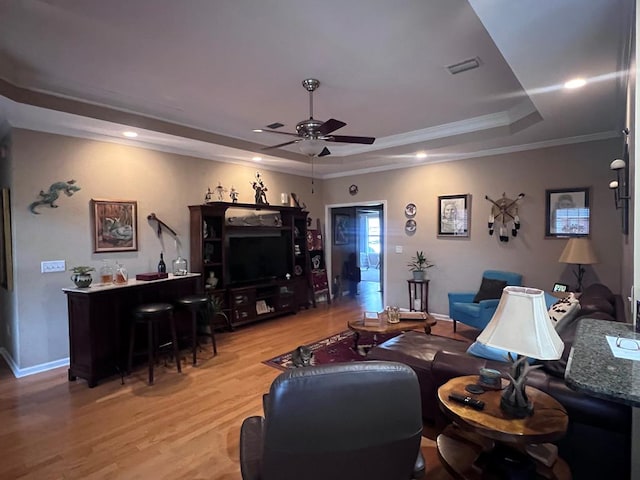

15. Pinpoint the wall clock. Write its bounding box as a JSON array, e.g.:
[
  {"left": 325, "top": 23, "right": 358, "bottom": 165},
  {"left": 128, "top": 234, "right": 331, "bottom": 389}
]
[{"left": 349, "top": 184, "right": 359, "bottom": 196}]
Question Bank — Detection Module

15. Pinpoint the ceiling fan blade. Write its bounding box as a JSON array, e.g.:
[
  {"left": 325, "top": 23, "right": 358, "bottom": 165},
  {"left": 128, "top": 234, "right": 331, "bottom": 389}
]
[
  {"left": 261, "top": 139, "right": 300, "bottom": 150},
  {"left": 318, "top": 147, "right": 331, "bottom": 157},
  {"left": 259, "top": 129, "right": 300, "bottom": 137},
  {"left": 318, "top": 118, "right": 346, "bottom": 135},
  {"left": 327, "top": 135, "right": 375, "bottom": 145}
]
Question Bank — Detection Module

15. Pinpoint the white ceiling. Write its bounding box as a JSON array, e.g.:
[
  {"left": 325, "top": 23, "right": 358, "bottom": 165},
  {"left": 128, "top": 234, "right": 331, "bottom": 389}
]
[{"left": 0, "top": 0, "right": 634, "bottom": 178}]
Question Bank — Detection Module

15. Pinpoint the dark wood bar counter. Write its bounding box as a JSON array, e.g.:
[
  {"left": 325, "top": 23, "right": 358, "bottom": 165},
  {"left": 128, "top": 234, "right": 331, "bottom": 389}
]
[{"left": 63, "top": 273, "right": 200, "bottom": 387}]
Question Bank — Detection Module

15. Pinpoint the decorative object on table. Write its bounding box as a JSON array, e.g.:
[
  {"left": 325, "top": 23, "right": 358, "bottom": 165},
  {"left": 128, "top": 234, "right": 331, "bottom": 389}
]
[
  {"left": 404, "top": 219, "right": 417, "bottom": 235},
  {"left": 172, "top": 255, "right": 188, "bottom": 276},
  {"left": 204, "top": 187, "right": 212, "bottom": 203},
  {"left": 478, "top": 367, "right": 502, "bottom": 390},
  {"left": 280, "top": 192, "right": 290, "bottom": 205},
  {"left": 91, "top": 199, "right": 138, "bottom": 253},
  {"left": 147, "top": 212, "right": 177, "bottom": 238},
  {"left": 386, "top": 306, "right": 400, "bottom": 324},
  {"left": 206, "top": 271, "right": 219, "bottom": 289},
  {"left": 214, "top": 182, "right": 227, "bottom": 201},
  {"left": 229, "top": 186, "right": 239, "bottom": 203},
  {"left": 0, "top": 188, "right": 13, "bottom": 290},
  {"left": 113, "top": 262, "right": 128, "bottom": 284},
  {"left": 349, "top": 184, "right": 359, "bottom": 196},
  {"left": 407, "top": 250, "right": 434, "bottom": 280},
  {"left": 438, "top": 194, "right": 470, "bottom": 237},
  {"left": 545, "top": 187, "right": 589, "bottom": 237},
  {"left": 157, "top": 253, "right": 166, "bottom": 273},
  {"left": 251, "top": 171, "right": 269, "bottom": 205},
  {"left": 334, "top": 213, "right": 350, "bottom": 245},
  {"left": 135, "top": 272, "right": 168, "bottom": 281},
  {"left": 609, "top": 128, "right": 630, "bottom": 235},
  {"left": 405, "top": 203, "right": 416, "bottom": 217},
  {"left": 476, "top": 286, "right": 563, "bottom": 418},
  {"left": 558, "top": 237, "right": 598, "bottom": 292},
  {"left": 29, "top": 179, "right": 81, "bottom": 214},
  {"left": 70, "top": 265, "right": 94, "bottom": 288},
  {"left": 99, "top": 260, "right": 114, "bottom": 284},
  {"left": 485, "top": 192, "right": 523, "bottom": 241}
]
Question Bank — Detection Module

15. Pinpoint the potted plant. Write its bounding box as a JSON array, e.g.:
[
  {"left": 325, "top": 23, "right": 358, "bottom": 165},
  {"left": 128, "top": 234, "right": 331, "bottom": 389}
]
[
  {"left": 407, "top": 251, "right": 434, "bottom": 280},
  {"left": 206, "top": 294, "right": 230, "bottom": 330},
  {"left": 70, "top": 265, "right": 95, "bottom": 288}
]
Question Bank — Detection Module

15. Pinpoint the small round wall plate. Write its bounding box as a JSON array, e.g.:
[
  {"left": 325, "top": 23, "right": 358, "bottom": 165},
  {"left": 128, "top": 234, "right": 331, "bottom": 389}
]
[
  {"left": 349, "top": 184, "right": 359, "bottom": 196},
  {"left": 405, "top": 219, "right": 417, "bottom": 233},
  {"left": 405, "top": 203, "right": 417, "bottom": 217}
]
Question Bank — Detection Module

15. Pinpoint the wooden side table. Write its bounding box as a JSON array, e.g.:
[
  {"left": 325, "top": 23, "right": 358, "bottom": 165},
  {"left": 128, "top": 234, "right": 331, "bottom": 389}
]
[
  {"left": 437, "top": 375, "right": 571, "bottom": 480},
  {"left": 407, "top": 279, "right": 429, "bottom": 312}
]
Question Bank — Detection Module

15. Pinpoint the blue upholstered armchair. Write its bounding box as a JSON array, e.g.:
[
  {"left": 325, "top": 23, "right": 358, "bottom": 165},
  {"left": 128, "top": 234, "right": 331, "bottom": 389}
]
[{"left": 448, "top": 270, "right": 523, "bottom": 332}]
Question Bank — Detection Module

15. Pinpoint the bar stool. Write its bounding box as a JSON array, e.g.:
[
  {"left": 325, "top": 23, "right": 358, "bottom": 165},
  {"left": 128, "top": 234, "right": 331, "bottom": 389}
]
[
  {"left": 176, "top": 294, "right": 217, "bottom": 365},
  {"left": 128, "top": 302, "right": 181, "bottom": 385}
]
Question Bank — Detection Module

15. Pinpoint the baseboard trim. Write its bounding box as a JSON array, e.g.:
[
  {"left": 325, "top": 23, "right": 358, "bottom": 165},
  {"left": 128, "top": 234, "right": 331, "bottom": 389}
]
[{"left": 0, "top": 348, "right": 69, "bottom": 378}]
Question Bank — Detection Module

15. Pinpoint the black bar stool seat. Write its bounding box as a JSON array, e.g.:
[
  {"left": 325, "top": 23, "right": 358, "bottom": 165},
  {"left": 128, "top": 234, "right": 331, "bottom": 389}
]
[
  {"left": 128, "top": 302, "right": 181, "bottom": 385},
  {"left": 176, "top": 294, "right": 217, "bottom": 365}
]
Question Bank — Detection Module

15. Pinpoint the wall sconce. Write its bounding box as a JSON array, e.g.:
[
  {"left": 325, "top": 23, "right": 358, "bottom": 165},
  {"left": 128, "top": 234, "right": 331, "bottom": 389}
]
[{"left": 609, "top": 128, "right": 630, "bottom": 235}]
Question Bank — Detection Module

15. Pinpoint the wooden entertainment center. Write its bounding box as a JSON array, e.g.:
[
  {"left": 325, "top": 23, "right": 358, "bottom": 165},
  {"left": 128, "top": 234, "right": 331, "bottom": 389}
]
[{"left": 189, "top": 202, "right": 312, "bottom": 328}]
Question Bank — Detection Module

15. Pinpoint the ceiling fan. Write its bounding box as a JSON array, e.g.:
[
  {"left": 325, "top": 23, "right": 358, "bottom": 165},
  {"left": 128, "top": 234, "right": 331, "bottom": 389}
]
[{"left": 258, "top": 78, "right": 375, "bottom": 157}]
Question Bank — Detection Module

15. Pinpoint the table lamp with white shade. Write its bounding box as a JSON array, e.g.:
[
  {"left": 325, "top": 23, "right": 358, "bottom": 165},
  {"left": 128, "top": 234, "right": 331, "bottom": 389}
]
[
  {"left": 558, "top": 237, "right": 598, "bottom": 292},
  {"left": 476, "top": 287, "right": 564, "bottom": 418}
]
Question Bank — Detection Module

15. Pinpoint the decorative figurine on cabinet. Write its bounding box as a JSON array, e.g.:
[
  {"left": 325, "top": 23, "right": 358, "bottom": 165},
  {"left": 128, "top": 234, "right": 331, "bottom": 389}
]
[
  {"left": 214, "top": 182, "right": 228, "bottom": 201},
  {"left": 229, "top": 186, "right": 239, "bottom": 203},
  {"left": 204, "top": 187, "right": 212, "bottom": 204},
  {"left": 251, "top": 171, "right": 269, "bottom": 205}
]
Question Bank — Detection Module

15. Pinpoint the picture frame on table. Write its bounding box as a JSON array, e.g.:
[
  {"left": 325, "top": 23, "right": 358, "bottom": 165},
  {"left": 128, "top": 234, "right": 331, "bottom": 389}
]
[
  {"left": 545, "top": 187, "right": 590, "bottom": 238},
  {"left": 91, "top": 199, "right": 138, "bottom": 253},
  {"left": 553, "top": 282, "right": 569, "bottom": 293},
  {"left": 438, "top": 194, "right": 470, "bottom": 237}
]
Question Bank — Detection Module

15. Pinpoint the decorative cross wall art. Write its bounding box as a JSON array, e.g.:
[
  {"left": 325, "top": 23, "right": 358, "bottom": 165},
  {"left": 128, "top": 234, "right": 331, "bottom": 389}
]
[{"left": 485, "top": 193, "right": 525, "bottom": 242}]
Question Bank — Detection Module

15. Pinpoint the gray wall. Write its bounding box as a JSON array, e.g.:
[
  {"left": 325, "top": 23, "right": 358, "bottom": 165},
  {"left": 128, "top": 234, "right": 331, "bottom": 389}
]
[{"left": 323, "top": 139, "right": 626, "bottom": 316}]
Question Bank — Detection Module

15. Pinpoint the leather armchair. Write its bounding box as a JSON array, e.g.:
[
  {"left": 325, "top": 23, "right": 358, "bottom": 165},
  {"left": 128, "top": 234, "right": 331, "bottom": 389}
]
[
  {"left": 448, "top": 270, "right": 522, "bottom": 332},
  {"left": 240, "top": 361, "right": 425, "bottom": 480}
]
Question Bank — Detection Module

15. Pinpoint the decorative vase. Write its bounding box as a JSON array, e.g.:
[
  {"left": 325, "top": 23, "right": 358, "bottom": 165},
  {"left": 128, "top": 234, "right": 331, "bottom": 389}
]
[
  {"left": 206, "top": 271, "right": 219, "bottom": 289},
  {"left": 173, "top": 256, "right": 188, "bottom": 276},
  {"left": 71, "top": 273, "right": 92, "bottom": 288}
]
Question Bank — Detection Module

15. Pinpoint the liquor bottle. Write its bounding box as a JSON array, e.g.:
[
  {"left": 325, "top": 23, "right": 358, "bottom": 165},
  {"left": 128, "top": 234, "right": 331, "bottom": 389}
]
[{"left": 158, "top": 253, "right": 167, "bottom": 273}]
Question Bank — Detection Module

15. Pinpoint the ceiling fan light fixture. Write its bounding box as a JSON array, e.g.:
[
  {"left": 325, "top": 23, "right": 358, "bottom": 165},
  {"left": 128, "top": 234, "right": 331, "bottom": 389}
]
[{"left": 299, "top": 139, "right": 325, "bottom": 157}]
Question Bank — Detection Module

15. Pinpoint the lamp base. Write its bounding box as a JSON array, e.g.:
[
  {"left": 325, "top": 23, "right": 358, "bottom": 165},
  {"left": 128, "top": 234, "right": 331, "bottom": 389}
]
[{"left": 500, "top": 394, "right": 534, "bottom": 418}]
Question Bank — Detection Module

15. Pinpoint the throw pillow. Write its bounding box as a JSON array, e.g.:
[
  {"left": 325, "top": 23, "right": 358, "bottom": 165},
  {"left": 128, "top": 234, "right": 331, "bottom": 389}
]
[
  {"left": 548, "top": 293, "right": 580, "bottom": 331},
  {"left": 466, "top": 341, "right": 535, "bottom": 363},
  {"left": 473, "top": 277, "right": 507, "bottom": 303}
]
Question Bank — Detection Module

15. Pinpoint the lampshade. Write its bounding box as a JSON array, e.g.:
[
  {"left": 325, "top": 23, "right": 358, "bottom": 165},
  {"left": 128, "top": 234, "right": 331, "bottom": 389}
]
[
  {"left": 476, "top": 286, "right": 563, "bottom": 360},
  {"left": 558, "top": 237, "right": 598, "bottom": 265},
  {"left": 299, "top": 139, "right": 325, "bottom": 156}
]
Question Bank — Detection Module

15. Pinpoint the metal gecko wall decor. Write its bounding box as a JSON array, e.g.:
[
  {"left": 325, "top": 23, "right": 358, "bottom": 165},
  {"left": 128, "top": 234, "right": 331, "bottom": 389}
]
[{"left": 29, "top": 180, "right": 81, "bottom": 214}]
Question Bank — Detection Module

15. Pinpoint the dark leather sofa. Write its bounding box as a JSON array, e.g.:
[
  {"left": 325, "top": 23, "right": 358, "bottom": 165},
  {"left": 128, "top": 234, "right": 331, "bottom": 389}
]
[{"left": 368, "top": 284, "right": 631, "bottom": 479}]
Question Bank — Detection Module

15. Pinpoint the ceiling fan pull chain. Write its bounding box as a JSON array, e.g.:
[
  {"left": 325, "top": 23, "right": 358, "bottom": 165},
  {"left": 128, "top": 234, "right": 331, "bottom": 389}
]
[{"left": 311, "top": 157, "right": 315, "bottom": 194}]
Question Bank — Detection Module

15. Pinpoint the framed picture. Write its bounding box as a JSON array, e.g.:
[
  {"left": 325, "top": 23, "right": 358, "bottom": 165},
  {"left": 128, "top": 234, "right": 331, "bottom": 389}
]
[
  {"left": 545, "top": 188, "right": 590, "bottom": 237},
  {"left": 91, "top": 199, "right": 138, "bottom": 253},
  {"left": 553, "top": 282, "right": 569, "bottom": 293},
  {"left": 334, "top": 213, "right": 350, "bottom": 245},
  {"left": 438, "top": 194, "right": 470, "bottom": 237}
]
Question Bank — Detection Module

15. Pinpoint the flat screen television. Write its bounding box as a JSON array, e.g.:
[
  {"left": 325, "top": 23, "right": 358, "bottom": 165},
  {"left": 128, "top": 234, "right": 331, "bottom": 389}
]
[{"left": 228, "top": 234, "right": 291, "bottom": 285}]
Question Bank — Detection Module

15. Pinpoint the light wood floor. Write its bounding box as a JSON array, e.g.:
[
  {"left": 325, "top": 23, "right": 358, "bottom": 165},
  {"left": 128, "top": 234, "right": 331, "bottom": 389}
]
[{"left": 0, "top": 285, "right": 470, "bottom": 479}]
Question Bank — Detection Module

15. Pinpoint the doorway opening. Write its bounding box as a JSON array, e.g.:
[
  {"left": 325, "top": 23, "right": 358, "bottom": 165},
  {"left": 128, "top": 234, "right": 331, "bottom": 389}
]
[{"left": 327, "top": 202, "right": 385, "bottom": 312}]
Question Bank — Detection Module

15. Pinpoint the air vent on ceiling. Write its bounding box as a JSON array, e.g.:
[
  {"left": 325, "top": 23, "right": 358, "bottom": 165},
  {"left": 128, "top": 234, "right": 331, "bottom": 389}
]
[
  {"left": 266, "top": 122, "right": 284, "bottom": 129},
  {"left": 447, "top": 57, "right": 481, "bottom": 75}
]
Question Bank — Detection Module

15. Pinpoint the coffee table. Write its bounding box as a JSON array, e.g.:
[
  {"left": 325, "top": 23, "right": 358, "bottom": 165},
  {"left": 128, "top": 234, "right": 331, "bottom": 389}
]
[
  {"left": 347, "top": 313, "right": 436, "bottom": 352},
  {"left": 437, "top": 375, "right": 571, "bottom": 480}
]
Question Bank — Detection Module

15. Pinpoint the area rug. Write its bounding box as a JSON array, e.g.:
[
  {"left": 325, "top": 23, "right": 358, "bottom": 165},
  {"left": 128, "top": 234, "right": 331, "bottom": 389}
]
[{"left": 263, "top": 330, "right": 400, "bottom": 371}]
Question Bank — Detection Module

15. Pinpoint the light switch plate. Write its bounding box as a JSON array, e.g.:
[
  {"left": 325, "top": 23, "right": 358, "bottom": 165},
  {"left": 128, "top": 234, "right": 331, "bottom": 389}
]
[
  {"left": 395, "top": 245, "right": 403, "bottom": 254},
  {"left": 41, "top": 260, "right": 66, "bottom": 273}
]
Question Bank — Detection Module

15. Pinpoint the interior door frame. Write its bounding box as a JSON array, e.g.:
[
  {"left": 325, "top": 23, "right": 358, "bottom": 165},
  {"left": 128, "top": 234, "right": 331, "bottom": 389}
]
[{"left": 325, "top": 200, "right": 387, "bottom": 306}]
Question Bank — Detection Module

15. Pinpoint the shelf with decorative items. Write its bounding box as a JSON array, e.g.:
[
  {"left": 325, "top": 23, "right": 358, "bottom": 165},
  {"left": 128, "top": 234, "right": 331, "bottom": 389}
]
[{"left": 189, "top": 201, "right": 311, "bottom": 328}]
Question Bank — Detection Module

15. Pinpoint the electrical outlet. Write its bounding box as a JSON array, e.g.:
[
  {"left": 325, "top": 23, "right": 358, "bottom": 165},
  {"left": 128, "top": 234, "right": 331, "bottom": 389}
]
[
  {"left": 395, "top": 245, "right": 403, "bottom": 254},
  {"left": 41, "top": 260, "right": 66, "bottom": 273}
]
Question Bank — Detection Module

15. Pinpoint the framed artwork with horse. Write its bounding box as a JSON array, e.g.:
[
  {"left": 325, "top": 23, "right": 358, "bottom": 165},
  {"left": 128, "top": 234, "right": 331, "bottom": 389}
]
[{"left": 91, "top": 199, "right": 138, "bottom": 253}]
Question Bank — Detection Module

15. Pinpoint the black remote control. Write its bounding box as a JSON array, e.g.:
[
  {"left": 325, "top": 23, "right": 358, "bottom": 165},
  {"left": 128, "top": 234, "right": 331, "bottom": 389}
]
[{"left": 448, "top": 392, "right": 485, "bottom": 410}]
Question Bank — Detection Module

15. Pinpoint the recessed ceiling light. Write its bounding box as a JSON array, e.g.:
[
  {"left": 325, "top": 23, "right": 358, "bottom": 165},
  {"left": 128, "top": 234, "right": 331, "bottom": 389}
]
[
  {"left": 122, "top": 131, "right": 138, "bottom": 138},
  {"left": 252, "top": 156, "right": 262, "bottom": 162},
  {"left": 416, "top": 152, "right": 428, "bottom": 159},
  {"left": 564, "top": 78, "right": 586, "bottom": 89},
  {"left": 252, "top": 129, "right": 263, "bottom": 133}
]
